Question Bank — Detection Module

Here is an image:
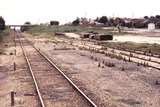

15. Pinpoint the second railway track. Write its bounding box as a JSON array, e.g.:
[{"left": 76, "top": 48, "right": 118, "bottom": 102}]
[
  {"left": 15, "top": 31, "right": 97, "bottom": 107},
  {"left": 70, "top": 40, "right": 160, "bottom": 70}
]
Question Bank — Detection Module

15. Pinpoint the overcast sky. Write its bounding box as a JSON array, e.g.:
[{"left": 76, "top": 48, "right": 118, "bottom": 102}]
[{"left": 0, "top": 0, "right": 160, "bottom": 24}]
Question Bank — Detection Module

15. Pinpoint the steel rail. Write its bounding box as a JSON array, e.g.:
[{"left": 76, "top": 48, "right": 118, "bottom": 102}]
[
  {"left": 17, "top": 33, "right": 45, "bottom": 107},
  {"left": 19, "top": 32, "right": 97, "bottom": 107},
  {"left": 34, "top": 47, "right": 97, "bottom": 107}
]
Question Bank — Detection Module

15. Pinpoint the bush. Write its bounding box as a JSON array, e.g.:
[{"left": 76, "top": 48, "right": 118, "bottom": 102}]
[
  {"left": 21, "top": 21, "right": 32, "bottom": 32},
  {"left": 72, "top": 18, "right": 80, "bottom": 26},
  {"left": 24, "top": 21, "right": 31, "bottom": 25},
  {"left": 50, "top": 21, "right": 59, "bottom": 26},
  {"left": 98, "top": 16, "right": 108, "bottom": 24}
]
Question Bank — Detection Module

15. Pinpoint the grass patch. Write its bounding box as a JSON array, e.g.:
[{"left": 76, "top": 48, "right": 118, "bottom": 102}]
[
  {"left": 0, "top": 27, "right": 10, "bottom": 54},
  {"left": 0, "top": 27, "right": 10, "bottom": 42},
  {"left": 25, "top": 25, "right": 132, "bottom": 37},
  {"left": 25, "top": 25, "right": 160, "bottom": 55}
]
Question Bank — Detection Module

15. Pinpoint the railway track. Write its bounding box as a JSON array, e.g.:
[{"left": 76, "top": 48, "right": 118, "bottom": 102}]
[
  {"left": 103, "top": 47, "right": 160, "bottom": 69},
  {"left": 102, "top": 46, "right": 160, "bottom": 63},
  {"left": 102, "top": 48, "right": 160, "bottom": 70},
  {"left": 15, "top": 31, "right": 97, "bottom": 107},
  {"left": 88, "top": 38, "right": 160, "bottom": 59},
  {"left": 67, "top": 40, "right": 160, "bottom": 70},
  {"left": 110, "top": 47, "right": 160, "bottom": 59}
]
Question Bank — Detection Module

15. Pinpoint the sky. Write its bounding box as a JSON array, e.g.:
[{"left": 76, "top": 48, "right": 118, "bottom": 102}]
[{"left": 0, "top": 0, "right": 160, "bottom": 25}]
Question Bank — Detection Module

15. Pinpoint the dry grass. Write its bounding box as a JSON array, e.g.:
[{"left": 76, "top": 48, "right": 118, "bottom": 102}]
[
  {"left": 0, "top": 49, "right": 3, "bottom": 54},
  {"left": 100, "top": 41, "right": 160, "bottom": 55},
  {"left": 0, "top": 27, "right": 10, "bottom": 41}
]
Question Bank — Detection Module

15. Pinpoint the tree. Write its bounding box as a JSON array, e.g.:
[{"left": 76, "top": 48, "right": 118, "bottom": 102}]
[
  {"left": 50, "top": 21, "right": 59, "bottom": 25},
  {"left": 21, "top": 21, "right": 31, "bottom": 32},
  {"left": 114, "top": 17, "right": 125, "bottom": 26},
  {"left": 72, "top": 18, "right": 80, "bottom": 26},
  {"left": 108, "top": 18, "right": 114, "bottom": 26},
  {"left": 144, "top": 16, "right": 149, "bottom": 19},
  {"left": 98, "top": 16, "right": 108, "bottom": 24},
  {"left": 0, "top": 16, "right": 5, "bottom": 30},
  {"left": 95, "top": 17, "right": 99, "bottom": 22},
  {"left": 156, "top": 21, "right": 160, "bottom": 28},
  {"left": 155, "top": 15, "right": 160, "bottom": 19},
  {"left": 24, "top": 21, "right": 31, "bottom": 25}
]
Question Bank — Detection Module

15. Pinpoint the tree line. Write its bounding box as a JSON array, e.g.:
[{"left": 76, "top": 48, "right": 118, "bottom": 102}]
[
  {"left": 72, "top": 15, "right": 160, "bottom": 28},
  {"left": 0, "top": 16, "right": 5, "bottom": 30}
]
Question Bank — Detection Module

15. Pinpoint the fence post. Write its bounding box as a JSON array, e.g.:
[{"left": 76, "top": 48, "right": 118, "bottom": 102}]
[
  {"left": 14, "top": 62, "right": 16, "bottom": 71},
  {"left": 11, "top": 91, "right": 15, "bottom": 106}
]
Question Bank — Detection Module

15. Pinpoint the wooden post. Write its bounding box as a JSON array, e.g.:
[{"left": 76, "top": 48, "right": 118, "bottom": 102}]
[
  {"left": 14, "top": 36, "right": 16, "bottom": 47},
  {"left": 15, "top": 49, "right": 16, "bottom": 55},
  {"left": 98, "top": 62, "right": 100, "bottom": 67},
  {"left": 11, "top": 91, "right": 15, "bottom": 106},
  {"left": 14, "top": 62, "right": 16, "bottom": 71},
  {"left": 14, "top": 30, "right": 16, "bottom": 47},
  {"left": 128, "top": 57, "right": 131, "bottom": 62}
]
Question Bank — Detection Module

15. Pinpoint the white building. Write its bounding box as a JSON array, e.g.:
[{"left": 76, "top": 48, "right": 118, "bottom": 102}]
[{"left": 148, "top": 23, "right": 155, "bottom": 31}]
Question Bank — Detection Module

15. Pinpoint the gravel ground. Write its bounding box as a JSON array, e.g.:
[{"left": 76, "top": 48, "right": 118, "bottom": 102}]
[
  {"left": 0, "top": 32, "right": 39, "bottom": 107},
  {"left": 26, "top": 33, "right": 160, "bottom": 107}
]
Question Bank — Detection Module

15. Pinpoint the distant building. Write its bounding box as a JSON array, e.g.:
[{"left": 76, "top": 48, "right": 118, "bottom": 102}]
[{"left": 148, "top": 23, "right": 155, "bottom": 31}]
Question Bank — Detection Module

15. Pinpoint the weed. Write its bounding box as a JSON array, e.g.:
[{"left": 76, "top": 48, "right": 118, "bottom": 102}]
[
  {"left": 105, "top": 61, "right": 115, "bottom": 67},
  {"left": 155, "top": 80, "right": 160, "bottom": 85},
  {"left": 98, "top": 62, "right": 101, "bottom": 67},
  {"left": 128, "top": 57, "right": 131, "bottom": 62},
  {"left": 130, "top": 53, "right": 133, "bottom": 57},
  {"left": 121, "top": 66, "right": 125, "bottom": 71},
  {"left": 10, "top": 52, "right": 13, "bottom": 55},
  {"left": 94, "top": 57, "right": 98, "bottom": 61}
]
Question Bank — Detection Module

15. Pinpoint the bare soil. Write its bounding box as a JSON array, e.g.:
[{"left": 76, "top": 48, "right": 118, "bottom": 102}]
[
  {"left": 0, "top": 31, "right": 39, "bottom": 107},
  {"left": 24, "top": 32, "right": 160, "bottom": 107},
  {"left": 21, "top": 39, "right": 91, "bottom": 107}
]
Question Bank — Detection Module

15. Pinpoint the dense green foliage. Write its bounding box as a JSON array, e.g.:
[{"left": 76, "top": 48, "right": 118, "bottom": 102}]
[
  {"left": 24, "top": 21, "right": 31, "bottom": 25},
  {"left": 0, "top": 27, "right": 9, "bottom": 42},
  {"left": 0, "top": 16, "right": 6, "bottom": 42},
  {"left": 97, "top": 16, "right": 108, "bottom": 24},
  {"left": 50, "top": 21, "right": 59, "bottom": 25},
  {"left": 0, "top": 16, "right": 5, "bottom": 30},
  {"left": 72, "top": 18, "right": 80, "bottom": 26},
  {"left": 95, "top": 15, "right": 160, "bottom": 28}
]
